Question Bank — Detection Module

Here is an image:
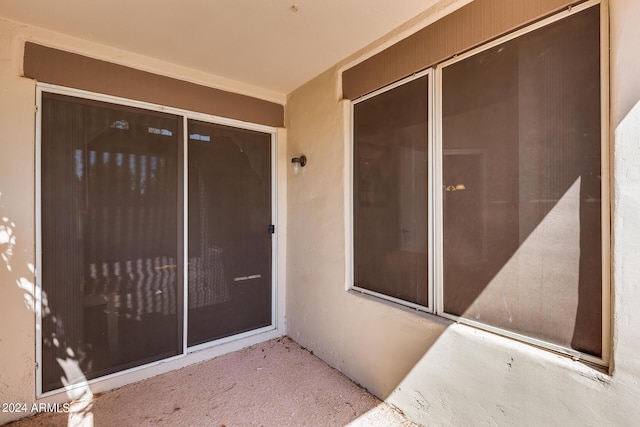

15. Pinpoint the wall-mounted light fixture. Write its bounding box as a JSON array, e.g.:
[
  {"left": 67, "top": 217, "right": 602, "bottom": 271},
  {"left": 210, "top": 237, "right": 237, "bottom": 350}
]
[{"left": 291, "top": 155, "right": 307, "bottom": 174}]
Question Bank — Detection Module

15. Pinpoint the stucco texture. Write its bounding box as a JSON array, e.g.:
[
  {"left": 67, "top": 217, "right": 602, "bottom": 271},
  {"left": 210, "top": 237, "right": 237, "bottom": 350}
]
[
  {"left": 0, "top": 19, "right": 37, "bottom": 423},
  {"left": 1, "top": 0, "right": 640, "bottom": 426},
  {"left": 284, "top": 1, "right": 640, "bottom": 425}
]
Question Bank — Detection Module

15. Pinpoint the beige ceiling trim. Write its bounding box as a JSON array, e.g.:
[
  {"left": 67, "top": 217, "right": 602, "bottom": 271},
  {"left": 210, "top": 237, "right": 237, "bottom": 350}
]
[
  {"left": 24, "top": 42, "right": 284, "bottom": 127},
  {"left": 343, "top": 0, "right": 587, "bottom": 100}
]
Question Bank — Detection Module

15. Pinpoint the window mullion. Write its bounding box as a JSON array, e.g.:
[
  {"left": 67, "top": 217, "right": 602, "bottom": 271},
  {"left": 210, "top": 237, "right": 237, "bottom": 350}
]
[{"left": 182, "top": 114, "right": 189, "bottom": 356}]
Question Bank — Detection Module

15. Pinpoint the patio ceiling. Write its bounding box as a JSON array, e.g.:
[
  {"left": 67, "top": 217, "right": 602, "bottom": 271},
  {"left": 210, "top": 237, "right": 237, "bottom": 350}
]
[{"left": 0, "top": 0, "right": 443, "bottom": 95}]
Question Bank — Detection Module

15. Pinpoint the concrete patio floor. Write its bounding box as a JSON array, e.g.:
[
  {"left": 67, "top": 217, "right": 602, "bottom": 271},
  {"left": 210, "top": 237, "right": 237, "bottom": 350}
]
[{"left": 6, "top": 337, "right": 417, "bottom": 427}]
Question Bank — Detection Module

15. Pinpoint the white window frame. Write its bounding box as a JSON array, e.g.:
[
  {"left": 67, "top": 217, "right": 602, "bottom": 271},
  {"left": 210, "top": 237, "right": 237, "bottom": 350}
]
[
  {"left": 349, "top": 0, "right": 610, "bottom": 367},
  {"left": 348, "top": 68, "right": 435, "bottom": 313},
  {"left": 35, "top": 83, "right": 282, "bottom": 397}
]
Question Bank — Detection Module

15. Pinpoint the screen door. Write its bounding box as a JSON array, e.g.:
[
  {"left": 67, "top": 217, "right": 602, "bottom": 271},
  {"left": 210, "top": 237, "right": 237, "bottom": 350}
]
[
  {"left": 40, "top": 93, "right": 183, "bottom": 392},
  {"left": 187, "top": 120, "right": 273, "bottom": 346}
]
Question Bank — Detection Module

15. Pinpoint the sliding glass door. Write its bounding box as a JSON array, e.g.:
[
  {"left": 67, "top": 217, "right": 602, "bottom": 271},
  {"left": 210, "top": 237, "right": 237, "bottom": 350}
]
[
  {"left": 41, "top": 93, "right": 183, "bottom": 392},
  {"left": 39, "top": 90, "right": 275, "bottom": 394}
]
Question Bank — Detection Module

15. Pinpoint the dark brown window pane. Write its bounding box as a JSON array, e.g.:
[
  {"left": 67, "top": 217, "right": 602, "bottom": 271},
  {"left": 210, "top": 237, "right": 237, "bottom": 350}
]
[
  {"left": 187, "top": 120, "right": 272, "bottom": 346},
  {"left": 441, "top": 7, "right": 601, "bottom": 356},
  {"left": 41, "top": 93, "right": 183, "bottom": 392},
  {"left": 353, "top": 75, "right": 429, "bottom": 307}
]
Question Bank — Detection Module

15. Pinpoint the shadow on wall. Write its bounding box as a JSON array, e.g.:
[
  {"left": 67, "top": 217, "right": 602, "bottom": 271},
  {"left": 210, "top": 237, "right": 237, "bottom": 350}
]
[
  {"left": 336, "top": 10, "right": 607, "bottom": 425},
  {"left": 0, "top": 196, "right": 96, "bottom": 426},
  {"left": 360, "top": 97, "right": 640, "bottom": 427}
]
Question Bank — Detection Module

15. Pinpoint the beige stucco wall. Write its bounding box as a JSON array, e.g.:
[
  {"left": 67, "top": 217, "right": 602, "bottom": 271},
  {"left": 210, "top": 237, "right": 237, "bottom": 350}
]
[
  {"left": 286, "top": 0, "right": 640, "bottom": 425},
  {"left": 0, "top": 17, "right": 288, "bottom": 425},
  {"left": 609, "top": 0, "right": 640, "bottom": 387},
  {"left": 2, "top": 0, "right": 640, "bottom": 425},
  {"left": 0, "top": 19, "right": 38, "bottom": 420}
]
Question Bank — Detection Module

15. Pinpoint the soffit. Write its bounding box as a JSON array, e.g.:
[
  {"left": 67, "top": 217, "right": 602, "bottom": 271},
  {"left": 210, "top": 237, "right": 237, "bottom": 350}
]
[{"left": 0, "top": 0, "right": 442, "bottom": 96}]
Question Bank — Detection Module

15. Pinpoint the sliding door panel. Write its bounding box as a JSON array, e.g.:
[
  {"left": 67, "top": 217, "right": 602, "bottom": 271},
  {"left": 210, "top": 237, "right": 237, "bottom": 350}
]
[
  {"left": 187, "top": 120, "right": 272, "bottom": 346},
  {"left": 41, "top": 93, "right": 183, "bottom": 392}
]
